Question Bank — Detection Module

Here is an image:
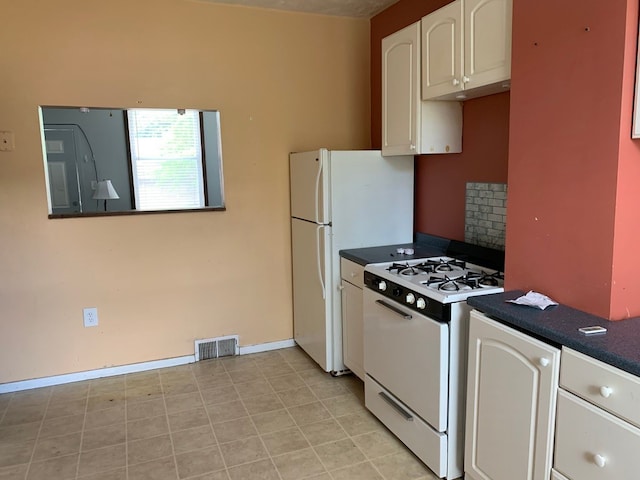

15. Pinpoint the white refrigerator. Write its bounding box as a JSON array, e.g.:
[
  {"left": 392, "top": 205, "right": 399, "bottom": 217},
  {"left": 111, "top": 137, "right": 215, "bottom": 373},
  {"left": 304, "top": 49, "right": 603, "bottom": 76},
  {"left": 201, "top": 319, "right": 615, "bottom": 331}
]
[{"left": 290, "top": 149, "right": 414, "bottom": 374}]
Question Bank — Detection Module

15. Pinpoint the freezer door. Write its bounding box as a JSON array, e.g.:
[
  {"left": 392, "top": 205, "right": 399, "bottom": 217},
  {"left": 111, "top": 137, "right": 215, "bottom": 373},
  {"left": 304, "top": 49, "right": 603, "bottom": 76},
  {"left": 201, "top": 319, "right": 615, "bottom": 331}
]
[
  {"left": 290, "top": 149, "right": 330, "bottom": 224},
  {"left": 291, "top": 218, "right": 333, "bottom": 372}
]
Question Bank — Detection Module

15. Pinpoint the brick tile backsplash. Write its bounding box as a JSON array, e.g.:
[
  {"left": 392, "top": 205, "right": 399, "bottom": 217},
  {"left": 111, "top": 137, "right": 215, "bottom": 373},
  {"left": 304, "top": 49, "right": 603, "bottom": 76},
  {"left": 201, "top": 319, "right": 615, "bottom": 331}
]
[{"left": 465, "top": 182, "right": 507, "bottom": 251}]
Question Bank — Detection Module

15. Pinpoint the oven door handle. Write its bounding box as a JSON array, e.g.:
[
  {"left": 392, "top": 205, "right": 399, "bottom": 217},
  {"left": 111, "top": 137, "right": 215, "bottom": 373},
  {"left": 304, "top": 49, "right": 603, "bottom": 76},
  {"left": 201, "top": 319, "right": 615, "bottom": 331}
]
[
  {"left": 378, "top": 391, "right": 414, "bottom": 421},
  {"left": 375, "top": 299, "right": 412, "bottom": 320}
]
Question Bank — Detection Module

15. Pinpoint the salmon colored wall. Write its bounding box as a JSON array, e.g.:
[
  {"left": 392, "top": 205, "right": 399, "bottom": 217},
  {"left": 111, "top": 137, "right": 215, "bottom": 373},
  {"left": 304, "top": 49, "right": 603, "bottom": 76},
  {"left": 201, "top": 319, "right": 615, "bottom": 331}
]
[
  {"left": 371, "top": 1, "right": 510, "bottom": 240},
  {"left": 610, "top": 0, "right": 640, "bottom": 320},
  {"left": 0, "top": 0, "right": 372, "bottom": 384},
  {"left": 506, "top": 0, "right": 640, "bottom": 319}
]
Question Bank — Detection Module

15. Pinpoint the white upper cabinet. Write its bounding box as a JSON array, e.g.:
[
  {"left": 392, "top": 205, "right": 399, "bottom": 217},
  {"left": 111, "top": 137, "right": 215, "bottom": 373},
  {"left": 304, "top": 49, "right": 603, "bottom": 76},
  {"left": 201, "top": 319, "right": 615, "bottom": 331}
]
[
  {"left": 382, "top": 22, "right": 463, "bottom": 156},
  {"left": 421, "top": 1, "right": 463, "bottom": 100},
  {"left": 422, "top": 0, "right": 512, "bottom": 101}
]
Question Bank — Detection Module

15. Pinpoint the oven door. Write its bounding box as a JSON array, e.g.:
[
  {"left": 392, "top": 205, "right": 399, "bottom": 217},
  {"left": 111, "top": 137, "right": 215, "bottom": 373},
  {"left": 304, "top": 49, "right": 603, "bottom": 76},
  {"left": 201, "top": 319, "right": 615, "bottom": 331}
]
[{"left": 364, "top": 287, "right": 449, "bottom": 432}]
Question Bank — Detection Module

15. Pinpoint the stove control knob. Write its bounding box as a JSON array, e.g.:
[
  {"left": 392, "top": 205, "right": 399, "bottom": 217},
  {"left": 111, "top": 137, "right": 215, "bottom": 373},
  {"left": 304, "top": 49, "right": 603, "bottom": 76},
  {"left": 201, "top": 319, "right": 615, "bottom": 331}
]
[
  {"left": 406, "top": 293, "right": 416, "bottom": 304},
  {"left": 416, "top": 298, "right": 427, "bottom": 310},
  {"left": 392, "top": 288, "right": 402, "bottom": 297},
  {"left": 378, "top": 280, "right": 387, "bottom": 292}
]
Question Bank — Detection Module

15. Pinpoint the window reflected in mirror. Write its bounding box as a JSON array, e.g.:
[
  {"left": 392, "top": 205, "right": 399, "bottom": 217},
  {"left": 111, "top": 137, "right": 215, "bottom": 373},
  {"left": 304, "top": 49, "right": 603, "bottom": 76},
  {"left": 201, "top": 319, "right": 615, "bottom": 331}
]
[{"left": 40, "top": 106, "right": 225, "bottom": 217}]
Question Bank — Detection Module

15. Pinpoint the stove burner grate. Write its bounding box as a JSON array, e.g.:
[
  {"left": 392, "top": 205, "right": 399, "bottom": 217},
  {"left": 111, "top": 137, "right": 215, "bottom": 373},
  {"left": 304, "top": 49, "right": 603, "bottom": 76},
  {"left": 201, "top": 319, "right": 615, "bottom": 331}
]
[
  {"left": 387, "top": 262, "right": 435, "bottom": 276},
  {"left": 465, "top": 270, "right": 504, "bottom": 288},
  {"left": 425, "top": 275, "right": 471, "bottom": 292}
]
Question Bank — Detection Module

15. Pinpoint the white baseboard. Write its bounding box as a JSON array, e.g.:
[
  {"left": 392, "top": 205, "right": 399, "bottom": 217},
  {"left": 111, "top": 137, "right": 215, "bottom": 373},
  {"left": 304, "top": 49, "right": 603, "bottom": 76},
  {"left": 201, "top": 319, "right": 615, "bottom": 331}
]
[
  {"left": 239, "top": 339, "right": 296, "bottom": 355},
  {"left": 0, "top": 338, "right": 296, "bottom": 394}
]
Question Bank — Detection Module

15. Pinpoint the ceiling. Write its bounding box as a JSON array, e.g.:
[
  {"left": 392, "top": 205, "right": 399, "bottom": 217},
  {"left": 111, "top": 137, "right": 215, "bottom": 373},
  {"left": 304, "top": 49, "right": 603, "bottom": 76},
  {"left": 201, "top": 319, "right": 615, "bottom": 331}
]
[{"left": 195, "top": 0, "right": 400, "bottom": 18}]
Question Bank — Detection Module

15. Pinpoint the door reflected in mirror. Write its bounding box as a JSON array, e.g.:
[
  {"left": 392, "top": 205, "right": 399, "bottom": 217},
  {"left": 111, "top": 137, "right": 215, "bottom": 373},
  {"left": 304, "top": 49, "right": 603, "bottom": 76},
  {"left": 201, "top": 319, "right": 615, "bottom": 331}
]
[{"left": 40, "top": 106, "right": 225, "bottom": 217}]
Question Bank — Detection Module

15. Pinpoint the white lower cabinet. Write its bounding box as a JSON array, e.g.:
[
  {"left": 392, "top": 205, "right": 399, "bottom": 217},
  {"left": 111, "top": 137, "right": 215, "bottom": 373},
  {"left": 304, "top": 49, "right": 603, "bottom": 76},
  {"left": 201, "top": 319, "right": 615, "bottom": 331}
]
[
  {"left": 340, "top": 258, "right": 364, "bottom": 380},
  {"left": 465, "top": 310, "right": 560, "bottom": 480},
  {"left": 551, "top": 469, "right": 571, "bottom": 480},
  {"left": 554, "top": 347, "right": 640, "bottom": 480},
  {"left": 554, "top": 389, "right": 640, "bottom": 480}
]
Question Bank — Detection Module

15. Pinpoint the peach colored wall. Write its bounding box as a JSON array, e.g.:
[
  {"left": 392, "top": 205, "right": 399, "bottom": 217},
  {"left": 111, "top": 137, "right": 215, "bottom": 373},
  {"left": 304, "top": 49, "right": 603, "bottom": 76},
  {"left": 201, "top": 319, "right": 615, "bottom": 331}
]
[
  {"left": 371, "top": 0, "right": 510, "bottom": 240},
  {"left": 506, "top": 0, "right": 640, "bottom": 319},
  {"left": 0, "top": 0, "right": 372, "bottom": 383}
]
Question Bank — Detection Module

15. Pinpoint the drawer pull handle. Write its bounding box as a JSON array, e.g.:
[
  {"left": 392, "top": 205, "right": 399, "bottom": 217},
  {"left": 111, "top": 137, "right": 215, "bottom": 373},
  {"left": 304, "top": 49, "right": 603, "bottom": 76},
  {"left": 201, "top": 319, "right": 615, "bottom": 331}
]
[
  {"left": 375, "top": 300, "right": 412, "bottom": 320},
  {"left": 594, "top": 454, "right": 607, "bottom": 468},
  {"left": 539, "top": 357, "right": 550, "bottom": 367},
  {"left": 600, "top": 386, "right": 613, "bottom": 398},
  {"left": 378, "top": 391, "right": 413, "bottom": 421}
]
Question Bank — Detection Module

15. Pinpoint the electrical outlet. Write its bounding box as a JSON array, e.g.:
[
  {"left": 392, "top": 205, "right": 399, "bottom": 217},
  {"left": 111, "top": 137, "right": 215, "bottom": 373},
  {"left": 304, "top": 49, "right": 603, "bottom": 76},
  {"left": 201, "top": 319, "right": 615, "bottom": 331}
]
[{"left": 83, "top": 307, "right": 98, "bottom": 327}]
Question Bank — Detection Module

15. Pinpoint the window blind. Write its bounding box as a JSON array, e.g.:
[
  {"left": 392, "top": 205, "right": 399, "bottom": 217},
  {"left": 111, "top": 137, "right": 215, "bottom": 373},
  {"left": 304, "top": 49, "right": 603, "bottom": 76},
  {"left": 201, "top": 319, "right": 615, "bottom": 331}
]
[{"left": 127, "top": 109, "right": 204, "bottom": 211}]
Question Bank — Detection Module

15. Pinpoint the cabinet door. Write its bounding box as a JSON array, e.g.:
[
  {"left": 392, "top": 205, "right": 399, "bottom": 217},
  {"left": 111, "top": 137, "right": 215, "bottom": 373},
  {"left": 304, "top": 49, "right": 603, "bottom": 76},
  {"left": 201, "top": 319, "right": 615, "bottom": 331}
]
[
  {"left": 421, "top": 0, "right": 463, "bottom": 100},
  {"left": 340, "top": 280, "right": 364, "bottom": 380},
  {"left": 382, "top": 22, "right": 420, "bottom": 156},
  {"left": 464, "top": 0, "right": 512, "bottom": 89},
  {"left": 465, "top": 310, "right": 560, "bottom": 480}
]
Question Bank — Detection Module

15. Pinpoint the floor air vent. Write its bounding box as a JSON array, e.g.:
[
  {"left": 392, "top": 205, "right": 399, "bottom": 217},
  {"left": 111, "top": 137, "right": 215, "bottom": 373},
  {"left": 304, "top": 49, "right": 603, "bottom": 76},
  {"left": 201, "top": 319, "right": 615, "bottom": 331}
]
[{"left": 195, "top": 335, "right": 239, "bottom": 361}]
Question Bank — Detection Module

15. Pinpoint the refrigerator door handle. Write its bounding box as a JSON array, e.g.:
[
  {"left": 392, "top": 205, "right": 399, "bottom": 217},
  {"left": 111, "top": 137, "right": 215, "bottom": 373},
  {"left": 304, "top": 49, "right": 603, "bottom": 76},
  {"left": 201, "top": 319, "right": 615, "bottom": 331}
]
[
  {"left": 316, "top": 225, "right": 326, "bottom": 299},
  {"left": 314, "top": 156, "right": 323, "bottom": 224}
]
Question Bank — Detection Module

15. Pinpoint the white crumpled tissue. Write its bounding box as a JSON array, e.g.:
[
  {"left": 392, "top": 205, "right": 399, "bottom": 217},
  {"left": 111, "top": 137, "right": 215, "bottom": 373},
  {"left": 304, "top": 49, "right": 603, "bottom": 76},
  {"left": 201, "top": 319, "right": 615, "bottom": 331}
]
[{"left": 507, "top": 291, "right": 558, "bottom": 310}]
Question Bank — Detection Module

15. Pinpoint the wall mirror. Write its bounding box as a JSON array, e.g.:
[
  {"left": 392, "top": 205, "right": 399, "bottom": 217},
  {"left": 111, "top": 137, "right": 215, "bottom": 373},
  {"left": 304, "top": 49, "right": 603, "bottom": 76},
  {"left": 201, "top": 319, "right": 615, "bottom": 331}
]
[{"left": 40, "top": 106, "right": 225, "bottom": 217}]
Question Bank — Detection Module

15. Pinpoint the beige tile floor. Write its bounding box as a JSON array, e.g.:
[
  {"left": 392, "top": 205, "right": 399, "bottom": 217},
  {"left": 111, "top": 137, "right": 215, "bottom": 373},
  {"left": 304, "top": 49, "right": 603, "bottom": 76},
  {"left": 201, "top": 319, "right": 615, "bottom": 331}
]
[{"left": 0, "top": 347, "right": 439, "bottom": 480}]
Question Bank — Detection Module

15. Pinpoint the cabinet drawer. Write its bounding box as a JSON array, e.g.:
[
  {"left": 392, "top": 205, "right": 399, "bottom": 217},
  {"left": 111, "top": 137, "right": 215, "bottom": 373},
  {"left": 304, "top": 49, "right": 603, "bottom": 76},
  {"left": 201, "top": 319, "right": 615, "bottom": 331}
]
[
  {"left": 560, "top": 348, "right": 640, "bottom": 428},
  {"left": 340, "top": 258, "right": 364, "bottom": 288},
  {"left": 554, "top": 389, "right": 640, "bottom": 480},
  {"left": 365, "top": 375, "right": 446, "bottom": 477}
]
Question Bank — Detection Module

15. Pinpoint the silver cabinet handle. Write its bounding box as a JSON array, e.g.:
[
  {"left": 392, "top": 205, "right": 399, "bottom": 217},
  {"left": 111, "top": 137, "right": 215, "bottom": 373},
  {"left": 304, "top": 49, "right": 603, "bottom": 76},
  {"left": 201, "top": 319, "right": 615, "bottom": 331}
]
[
  {"left": 378, "top": 391, "right": 413, "bottom": 421},
  {"left": 375, "top": 299, "right": 412, "bottom": 320}
]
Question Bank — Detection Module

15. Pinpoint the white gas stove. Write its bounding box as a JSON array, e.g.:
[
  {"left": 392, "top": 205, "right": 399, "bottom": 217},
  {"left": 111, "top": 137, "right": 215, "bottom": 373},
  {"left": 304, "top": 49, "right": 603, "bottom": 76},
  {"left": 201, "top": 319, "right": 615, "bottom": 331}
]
[
  {"left": 363, "top": 255, "right": 504, "bottom": 479},
  {"left": 364, "top": 256, "right": 504, "bottom": 305}
]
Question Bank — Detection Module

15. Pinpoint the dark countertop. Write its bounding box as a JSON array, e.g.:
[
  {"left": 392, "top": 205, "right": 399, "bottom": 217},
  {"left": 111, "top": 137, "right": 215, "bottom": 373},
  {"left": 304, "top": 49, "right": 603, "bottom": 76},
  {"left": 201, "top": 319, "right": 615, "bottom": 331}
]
[
  {"left": 339, "top": 242, "right": 447, "bottom": 266},
  {"left": 468, "top": 290, "right": 640, "bottom": 377},
  {"left": 339, "top": 233, "right": 505, "bottom": 271},
  {"left": 340, "top": 232, "right": 450, "bottom": 266}
]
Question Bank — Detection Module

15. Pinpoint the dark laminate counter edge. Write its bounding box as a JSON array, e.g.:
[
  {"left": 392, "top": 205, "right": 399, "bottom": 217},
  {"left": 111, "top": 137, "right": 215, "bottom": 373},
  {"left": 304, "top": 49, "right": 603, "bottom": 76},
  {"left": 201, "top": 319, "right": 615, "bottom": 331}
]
[
  {"left": 339, "top": 233, "right": 450, "bottom": 266},
  {"left": 339, "top": 243, "right": 446, "bottom": 266},
  {"left": 467, "top": 290, "right": 640, "bottom": 378}
]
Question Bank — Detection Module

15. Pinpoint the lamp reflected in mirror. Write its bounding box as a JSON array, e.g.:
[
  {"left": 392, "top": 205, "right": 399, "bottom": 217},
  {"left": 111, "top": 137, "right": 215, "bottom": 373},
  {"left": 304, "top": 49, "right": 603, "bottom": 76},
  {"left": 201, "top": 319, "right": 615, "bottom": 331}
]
[{"left": 92, "top": 180, "right": 120, "bottom": 211}]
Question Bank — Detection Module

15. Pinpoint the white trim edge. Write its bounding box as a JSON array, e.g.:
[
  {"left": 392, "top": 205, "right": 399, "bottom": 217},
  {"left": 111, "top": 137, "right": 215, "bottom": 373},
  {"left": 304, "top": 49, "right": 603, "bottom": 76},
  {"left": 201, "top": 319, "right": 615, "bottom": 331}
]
[
  {"left": 0, "top": 338, "right": 296, "bottom": 394},
  {"left": 239, "top": 339, "right": 296, "bottom": 355}
]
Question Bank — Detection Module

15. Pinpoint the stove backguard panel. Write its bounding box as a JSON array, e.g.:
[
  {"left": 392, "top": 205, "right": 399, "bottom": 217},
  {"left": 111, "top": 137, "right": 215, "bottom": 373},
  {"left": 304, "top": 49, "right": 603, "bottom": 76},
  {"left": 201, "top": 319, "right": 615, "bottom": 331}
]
[{"left": 465, "top": 182, "right": 507, "bottom": 251}]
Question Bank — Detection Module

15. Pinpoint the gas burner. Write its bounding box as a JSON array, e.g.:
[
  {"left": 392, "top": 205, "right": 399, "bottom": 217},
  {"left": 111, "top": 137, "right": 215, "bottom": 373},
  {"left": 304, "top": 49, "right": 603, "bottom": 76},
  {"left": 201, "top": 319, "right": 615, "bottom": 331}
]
[
  {"left": 465, "top": 270, "right": 505, "bottom": 288},
  {"left": 387, "top": 263, "right": 435, "bottom": 276},
  {"left": 422, "top": 258, "right": 466, "bottom": 274},
  {"left": 407, "top": 263, "right": 436, "bottom": 274},
  {"left": 400, "top": 268, "right": 420, "bottom": 276},
  {"left": 435, "top": 264, "right": 463, "bottom": 273},
  {"left": 387, "top": 263, "right": 411, "bottom": 274},
  {"left": 424, "top": 275, "right": 471, "bottom": 292}
]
